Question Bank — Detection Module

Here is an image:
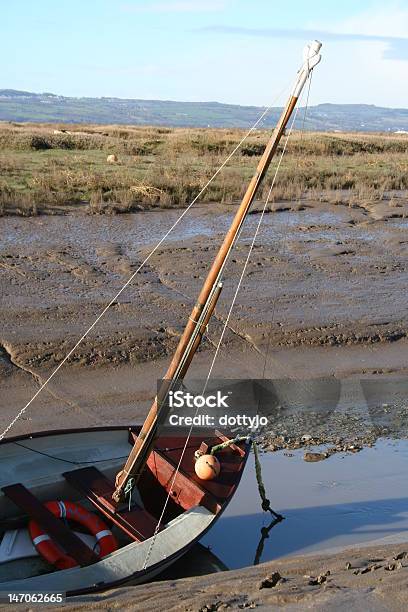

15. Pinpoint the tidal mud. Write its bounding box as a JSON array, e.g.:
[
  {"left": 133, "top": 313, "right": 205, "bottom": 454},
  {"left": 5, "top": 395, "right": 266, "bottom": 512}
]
[{"left": 1, "top": 200, "right": 408, "bottom": 445}]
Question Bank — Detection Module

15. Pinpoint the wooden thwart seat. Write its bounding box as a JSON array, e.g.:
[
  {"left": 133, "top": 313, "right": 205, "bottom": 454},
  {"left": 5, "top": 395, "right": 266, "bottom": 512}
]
[
  {"left": 63, "top": 466, "right": 158, "bottom": 542},
  {"left": 1, "top": 483, "right": 98, "bottom": 566}
]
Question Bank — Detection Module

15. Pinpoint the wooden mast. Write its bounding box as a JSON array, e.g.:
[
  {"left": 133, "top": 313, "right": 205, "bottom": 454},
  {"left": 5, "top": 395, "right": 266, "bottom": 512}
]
[{"left": 112, "top": 40, "right": 322, "bottom": 502}]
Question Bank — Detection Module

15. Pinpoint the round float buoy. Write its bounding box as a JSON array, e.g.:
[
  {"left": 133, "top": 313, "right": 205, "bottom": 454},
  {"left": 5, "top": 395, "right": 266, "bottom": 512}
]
[
  {"left": 194, "top": 454, "right": 221, "bottom": 480},
  {"left": 29, "top": 500, "right": 117, "bottom": 570}
]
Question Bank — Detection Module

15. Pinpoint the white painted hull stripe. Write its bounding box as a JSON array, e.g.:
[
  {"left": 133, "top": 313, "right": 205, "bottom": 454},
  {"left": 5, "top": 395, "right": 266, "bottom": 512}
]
[
  {"left": 95, "top": 529, "right": 112, "bottom": 540},
  {"left": 32, "top": 534, "right": 51, "bottom": 546},
  {"left": 58, "top": 501, "right": 67, "bottom": 519}
]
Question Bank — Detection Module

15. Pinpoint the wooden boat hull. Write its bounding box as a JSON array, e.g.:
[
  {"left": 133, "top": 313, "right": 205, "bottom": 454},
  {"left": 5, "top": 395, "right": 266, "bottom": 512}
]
[{"left": 0, "top": 426, "right": 250, "bottom": 595}]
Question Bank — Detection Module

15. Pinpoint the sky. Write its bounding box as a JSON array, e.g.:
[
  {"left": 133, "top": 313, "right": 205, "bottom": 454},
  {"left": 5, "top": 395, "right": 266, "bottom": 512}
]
[{"left": 2, "top": 0, "right": 408, "bottom": 108}]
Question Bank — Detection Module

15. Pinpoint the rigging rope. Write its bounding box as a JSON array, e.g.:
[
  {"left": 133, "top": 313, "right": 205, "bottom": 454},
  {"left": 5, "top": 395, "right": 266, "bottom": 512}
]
[
  {"left": 301, "top": 71, "right": 313, "bottom": 136},
  {"left": 141, "top": 97, "right": 302, "bottom": 571},
  {"left": 257, "top": 73, "right": 316, "bottom": 401},
  {"left": 0, "top": 85, "right": 291, "bottom": 442},
  {"left": 204, "top": 103, "right": 302, "bottom": 386}
]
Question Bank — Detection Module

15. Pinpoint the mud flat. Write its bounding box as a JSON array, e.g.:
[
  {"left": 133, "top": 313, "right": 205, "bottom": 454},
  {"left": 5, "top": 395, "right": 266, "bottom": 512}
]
[
  {"left": 1, "top": 200, "right": 408, "bottom": 441},
  {"left": 58, "top": 540, "right": 408, "bottom": 611}
]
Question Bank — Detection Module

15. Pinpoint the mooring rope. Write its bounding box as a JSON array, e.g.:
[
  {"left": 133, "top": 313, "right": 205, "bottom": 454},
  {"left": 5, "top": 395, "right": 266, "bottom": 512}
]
[
  {"left": 252, "top": 440, "right": 283, "bottom": 519},
  {"left": 0, "top": 85, "right": 291, "bottom": 441},
  {"left": 209, "top": 436, "right": 283, "bottom": 519},
  {"left": 209, "top": 434, "right": 248, "bottom": 455}
]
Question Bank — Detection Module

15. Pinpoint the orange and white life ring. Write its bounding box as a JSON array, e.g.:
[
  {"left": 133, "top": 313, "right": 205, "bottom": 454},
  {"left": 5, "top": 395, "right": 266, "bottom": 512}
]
[{"left": 29, "top": 500, "right": 117, "bottom": 570}]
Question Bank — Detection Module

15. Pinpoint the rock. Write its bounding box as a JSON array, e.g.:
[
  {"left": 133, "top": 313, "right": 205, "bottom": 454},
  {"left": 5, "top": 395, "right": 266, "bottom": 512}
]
[
  {"left": 384, "top": 563, "right": 397, "bottom": 571},
  {"left": 307, "top": 571, "right": 329, "bottom": 585},
  {"left": 199, "top": 603, "right": 224, "bottom": 612},
  {"left": 107, "top": 154, "right": 118, "bottom": 163},
  {"left": 307, "top": 575, "right": 325, "bottom": 586},
  {"left": 259, "top": 571, "right": 283, "bottom": 589},
  {"left": 347, "top": 444, "right": 362, "bottom": 453},
  {"left": 304, "top": 452, "right": 328, "bottom": 462},
  {"left": 393, "top": 551, "right": 407, "bottom": 560}
]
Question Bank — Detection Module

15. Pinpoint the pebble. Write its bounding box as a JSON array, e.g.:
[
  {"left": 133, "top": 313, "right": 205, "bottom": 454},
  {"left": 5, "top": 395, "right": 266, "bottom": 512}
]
[
  {"left": 304, "top": 452, "right": 328, "bottom": 462},
  {"left": 385, "top": 563, "right": 396, "bottom": 571},
  {"left": 199, "top": 603, "right": 225, "bottom": 612},
  {"left": 258, "top": 571, "right": 283, "bottom": 589},
  {"left": 306, "top": 570, "right": 330, "bottom": 586},
  {"left": 393, "top": 551, "right": 407, "bottom": 560},
  {"left": 384, "top": 561, "right": 403, "bottom": 571}
]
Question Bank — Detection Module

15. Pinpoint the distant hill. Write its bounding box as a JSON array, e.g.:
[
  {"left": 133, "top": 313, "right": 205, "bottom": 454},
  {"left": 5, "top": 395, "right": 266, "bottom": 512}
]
[{"left": 1, "top": 89, "right": 408, "bottom": 132}]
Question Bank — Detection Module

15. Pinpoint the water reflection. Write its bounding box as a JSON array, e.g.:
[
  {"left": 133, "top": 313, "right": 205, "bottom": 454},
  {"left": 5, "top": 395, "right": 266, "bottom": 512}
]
[
  {"left": 149, "top": 440, "right": 408, "bottom": 582},
  {"left": 154, "top": 542, "right": 229, "bottom": 581},
  {"left": 253, "top": 515, "right": 284, "bottom": 566},
  {"left": 201, "top": 439, "right": 408, "bottom": 569},
  {"left": 153, "top": 517, "right": 284, "bottom": 581}
]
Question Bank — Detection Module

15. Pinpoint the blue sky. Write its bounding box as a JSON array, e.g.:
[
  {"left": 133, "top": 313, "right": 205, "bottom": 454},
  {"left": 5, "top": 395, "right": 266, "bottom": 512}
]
[{"left": 2, "top": 0, "right": 407, "bottom": 107}]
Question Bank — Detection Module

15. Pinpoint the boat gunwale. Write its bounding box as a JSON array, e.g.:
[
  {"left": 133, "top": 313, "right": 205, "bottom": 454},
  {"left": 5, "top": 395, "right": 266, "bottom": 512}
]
[{"left": 0, "top": 425, "right": 138, "bottom": 446}]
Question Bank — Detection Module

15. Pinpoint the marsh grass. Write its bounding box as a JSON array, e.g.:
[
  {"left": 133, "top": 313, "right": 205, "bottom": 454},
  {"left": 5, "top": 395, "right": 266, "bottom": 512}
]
[{"left": 0, "top": 122, "right": 407, "bottom": 215}]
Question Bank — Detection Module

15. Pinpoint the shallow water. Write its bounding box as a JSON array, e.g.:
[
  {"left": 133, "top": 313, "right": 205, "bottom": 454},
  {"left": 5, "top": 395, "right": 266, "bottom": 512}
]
[
  {"left": 2, "top": 203, "right": 393, "bottom": 255},
  {"left": 199, "top": 439, "right": 408, "bottom": 569}
]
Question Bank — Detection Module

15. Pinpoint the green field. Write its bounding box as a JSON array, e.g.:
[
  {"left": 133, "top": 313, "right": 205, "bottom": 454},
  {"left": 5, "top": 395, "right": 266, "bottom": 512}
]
[{"left": 0, "top": 122, "right": 407, "bottom": 216}]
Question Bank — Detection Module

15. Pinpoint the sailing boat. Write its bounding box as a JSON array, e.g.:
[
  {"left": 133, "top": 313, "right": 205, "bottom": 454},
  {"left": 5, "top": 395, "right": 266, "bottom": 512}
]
[{"left": 0, "top": 41, "right": 322, "bottom": 595}]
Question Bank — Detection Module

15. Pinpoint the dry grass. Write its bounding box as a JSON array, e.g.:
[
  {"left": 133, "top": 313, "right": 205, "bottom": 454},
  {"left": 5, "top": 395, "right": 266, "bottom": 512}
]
[{"left": 0, "top": 122, "right": 407, "bottom": 216}]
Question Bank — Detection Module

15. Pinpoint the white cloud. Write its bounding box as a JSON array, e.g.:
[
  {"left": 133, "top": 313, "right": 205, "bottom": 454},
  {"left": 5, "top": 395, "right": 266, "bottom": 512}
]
[
  {"left": 303, "top": 4, "right": 408, "bottom": 106},
  {"left": 307, "top": 2, "right": 408, "bottom": 61},
  {"left": 335, "top": 3, "right": 408, "bottom": 38},
  {"left": 334, "top": 3, "right": 408, "bottom": 61}
]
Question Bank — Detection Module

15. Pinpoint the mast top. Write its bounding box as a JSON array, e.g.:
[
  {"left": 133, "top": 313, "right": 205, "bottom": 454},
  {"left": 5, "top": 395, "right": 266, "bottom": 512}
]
[
  {"left": 303, "top": 40, "right": 322, "bottom": 61},
  {"left": 293, "top": 40, "right": 322, "bottom": 98}
]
